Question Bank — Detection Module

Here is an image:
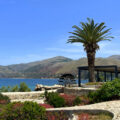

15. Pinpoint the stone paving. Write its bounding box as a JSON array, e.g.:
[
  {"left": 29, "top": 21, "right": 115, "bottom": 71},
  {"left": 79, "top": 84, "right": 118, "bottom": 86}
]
[{"left": 47, "top": 100, "right": 120, "bottom": 120}]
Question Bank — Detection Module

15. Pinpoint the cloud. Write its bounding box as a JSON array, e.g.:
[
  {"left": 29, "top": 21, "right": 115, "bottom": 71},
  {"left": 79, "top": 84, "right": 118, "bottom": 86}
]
[{"left": 100, "top": 50, "right": 120, "bottom": 55}]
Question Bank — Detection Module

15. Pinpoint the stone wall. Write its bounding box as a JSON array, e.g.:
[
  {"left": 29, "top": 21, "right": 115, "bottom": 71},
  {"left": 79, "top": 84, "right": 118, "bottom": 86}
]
[
  {"left": 2, "top": 89, "right": 58, "bottom": 100},
  {"left": 64, "top": 87, "right": 97, "bottom": 96}
]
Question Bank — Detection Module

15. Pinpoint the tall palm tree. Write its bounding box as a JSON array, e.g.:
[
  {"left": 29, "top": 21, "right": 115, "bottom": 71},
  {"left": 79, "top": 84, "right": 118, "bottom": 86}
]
[{"left": 67, "top": 18, "right": 113, "bottom": 82}]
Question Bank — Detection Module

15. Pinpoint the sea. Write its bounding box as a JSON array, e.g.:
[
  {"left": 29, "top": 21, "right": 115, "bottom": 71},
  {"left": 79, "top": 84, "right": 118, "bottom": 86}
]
[{"left": 0, "top": 78, "right": 88, "bottom": 91}]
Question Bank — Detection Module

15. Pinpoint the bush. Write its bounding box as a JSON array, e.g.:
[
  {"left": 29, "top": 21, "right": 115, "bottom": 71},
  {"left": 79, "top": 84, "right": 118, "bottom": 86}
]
[
  {"left": 60, "top": 94, "right": 81, "bottom": 106},
  {"left": 0, "top": 93, "right": 10, "bottom": 104},
  {"left": 60, "top": 94, "right": 76, "bottom": 106},
  {"left": 40, "top": 104, "right": 53, "bottom": 108},
  {"left": 0, "top": 82, "right": 31, "bottom": 92},
  {"left": 88, "top": 79, "right": 120, "bottom": 103},
  {"left": 0, "top": 86, "right": 11, "bottom": 92},
  {"left": 46, "top": 92, "right": 65, "bottom": 107},
  {"left": 11, "top": 85, "right": 19, "bottom": 92},
  {"left": 19, "top": 82, "right": 31, "bottom": 92},
  {"left": 0, "top": 101, "right": 46, "bottom": 120},
  {"left": 46, "top": 111, "right": 69, "bottom": 120},
  {"left": 73, "top": 96, "right": 81, "bottom": 105}
]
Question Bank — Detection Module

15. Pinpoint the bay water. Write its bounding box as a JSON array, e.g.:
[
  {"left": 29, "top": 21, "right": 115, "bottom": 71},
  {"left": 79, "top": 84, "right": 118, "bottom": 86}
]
[{"left": 0, "top": 78, "right": 88, "bottom": 91}]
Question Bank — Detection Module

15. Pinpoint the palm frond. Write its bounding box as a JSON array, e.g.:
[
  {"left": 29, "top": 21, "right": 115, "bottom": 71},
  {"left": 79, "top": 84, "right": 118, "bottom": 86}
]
[{"left": 67, "top": 18, "right": 113, "bottom": 51}]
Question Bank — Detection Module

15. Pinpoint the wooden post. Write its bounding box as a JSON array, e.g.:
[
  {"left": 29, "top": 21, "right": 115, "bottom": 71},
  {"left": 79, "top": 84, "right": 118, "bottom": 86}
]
[
  {"left": 78, "top": 68, "right": 81, "bottom": 87},
  {"left": 104, "top": 72, "right": 106, "bottom": 82},
  {"left": 115, "top": 66, "right": 118, "bottom": 78},
  {"left": 111, "top": 72, "right": 112, "bottom": 81},
  {"left": 97, "top": 71, "right": 99, "bottom": 82}
]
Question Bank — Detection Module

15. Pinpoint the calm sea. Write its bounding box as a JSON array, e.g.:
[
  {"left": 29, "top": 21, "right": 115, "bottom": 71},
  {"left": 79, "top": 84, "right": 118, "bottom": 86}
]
[{"left": 0, "top": 78, "right": 88, "bottom": 91}]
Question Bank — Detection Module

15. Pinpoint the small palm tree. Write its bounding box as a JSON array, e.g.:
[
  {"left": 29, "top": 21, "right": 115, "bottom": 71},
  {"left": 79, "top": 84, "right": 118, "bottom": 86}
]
[{"left": 68, "top": 18, "right": 113, "bottom": 82}]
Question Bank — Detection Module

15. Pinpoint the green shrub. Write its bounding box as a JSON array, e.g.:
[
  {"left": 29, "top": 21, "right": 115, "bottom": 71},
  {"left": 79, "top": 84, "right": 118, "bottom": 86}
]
[
  {"left": 0, "top": 86, "right": 10, "bottom": 92},
  {"left": 46, "top": 92, "right": 65, "bottom": 107},
  {"left": 0, "top": 101, "right": 46, "bottom": 120},
  {"left": 73, "top": 96, "right": 81, "bottom": 105},
  {"left": 0, "top": 82, "right": 31, "bottom": 92},
  {"left": 11, "top": 85, "right": 19, "bottom": 92},
  {"left": 0, "top": 93, "right": 10, "bottom": 104},
  {"left": 88, "top": 79, "right": 120, "bottom": 103},
  {"left": 19, "top": 82, "right": 31, "bottom": 92}
]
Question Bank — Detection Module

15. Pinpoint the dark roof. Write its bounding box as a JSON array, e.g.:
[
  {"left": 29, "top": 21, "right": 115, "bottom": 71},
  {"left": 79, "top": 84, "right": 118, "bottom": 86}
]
[
  {"left": 60, "top": 73, "right": 75, "bottom": 79},
  {"left": 78, "top": 65, "right": 120, "bottom": 73}
]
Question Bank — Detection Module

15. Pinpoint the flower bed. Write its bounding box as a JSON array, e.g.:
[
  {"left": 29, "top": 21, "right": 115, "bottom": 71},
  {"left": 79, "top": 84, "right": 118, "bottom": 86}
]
[
  {"left": 45, "top": 92, "right": 82, "bottom": 107},
  {"left": 40, "top": 103, "right": 54, "bottom": 108},
  {"left": 60, "top": 93, "right": 76, "bottom": 106},
  {"left": 0, "top": 101, "right": 69, "bottom": 120},
  {"left": 46, "top": 111, "right": 69, "bottom": 120},
  {"left": 77, "top": 113, "right": 112, "bottom": 120}
]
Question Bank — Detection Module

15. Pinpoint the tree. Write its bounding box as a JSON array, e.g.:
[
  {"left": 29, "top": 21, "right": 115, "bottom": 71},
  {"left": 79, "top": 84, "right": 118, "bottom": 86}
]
[{"left": 67, "top": 18, "right": 113, "bottom": 82}]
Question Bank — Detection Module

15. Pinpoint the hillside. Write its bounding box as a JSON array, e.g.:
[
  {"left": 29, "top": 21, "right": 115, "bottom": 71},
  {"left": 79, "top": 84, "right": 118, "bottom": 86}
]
[
  {"left": 108, "top": 55, "right": 120, "bottom": 60},
  {"left": 0, "top": 55, "right": 120, "bottom": 78}
]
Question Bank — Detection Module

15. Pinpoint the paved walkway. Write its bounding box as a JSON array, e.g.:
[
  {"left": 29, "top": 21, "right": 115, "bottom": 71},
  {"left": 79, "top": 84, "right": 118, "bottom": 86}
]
[{"left": 47, "top": 100, "right": 120, "bottom": 120}]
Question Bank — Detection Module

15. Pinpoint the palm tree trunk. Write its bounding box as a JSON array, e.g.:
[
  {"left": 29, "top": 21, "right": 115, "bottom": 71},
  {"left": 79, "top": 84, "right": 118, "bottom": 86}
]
[{"left": 87, "top": 51, "right": 96, "bottom": 82}]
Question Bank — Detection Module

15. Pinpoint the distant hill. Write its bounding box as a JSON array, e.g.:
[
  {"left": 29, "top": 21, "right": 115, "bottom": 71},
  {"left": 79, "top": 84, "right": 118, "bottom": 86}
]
[
  {"left": 7, "top": 56, "right": 72, "bottom": 71},
  {"left": 108, "top": 55, "right": 120, "bottom": 60},
  {"left": 22, "top": 56, "right": 73, "bottom": 78},
  {"left": 0, "top": 55, "right": 120, "bottom": 78}
]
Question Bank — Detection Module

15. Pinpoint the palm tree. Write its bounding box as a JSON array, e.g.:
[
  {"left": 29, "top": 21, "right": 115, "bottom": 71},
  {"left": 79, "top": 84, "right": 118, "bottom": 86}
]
[{"left": 67, "top": 18, "right": 113, "bottom": 82}]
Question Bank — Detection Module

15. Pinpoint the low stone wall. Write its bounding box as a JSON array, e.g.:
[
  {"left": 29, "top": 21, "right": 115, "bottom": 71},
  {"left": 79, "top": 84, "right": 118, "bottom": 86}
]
[
  {"left": 2, "top": 89, "right": 58, "bottom": 100},
  {"left": 64, "top": 87, "right": 97, "bottom": 96}
]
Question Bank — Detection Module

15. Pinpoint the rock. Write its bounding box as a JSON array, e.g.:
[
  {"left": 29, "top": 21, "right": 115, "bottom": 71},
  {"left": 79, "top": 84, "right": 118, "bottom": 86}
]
[{"left": 35, "top": 84, "right": 63, "bottom": 91}]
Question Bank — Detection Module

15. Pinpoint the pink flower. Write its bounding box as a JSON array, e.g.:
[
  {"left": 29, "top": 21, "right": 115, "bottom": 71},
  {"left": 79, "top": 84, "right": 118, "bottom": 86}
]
[{"left": 39, "top": 104, "right": 54, "bottom": 108}]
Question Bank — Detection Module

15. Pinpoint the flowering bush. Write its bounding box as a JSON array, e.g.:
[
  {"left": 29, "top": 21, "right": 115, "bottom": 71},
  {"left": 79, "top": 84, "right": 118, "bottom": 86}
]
[
  {"left": 78, "top": 113, "right": 89, "bottom": 120},
  {"left": 60, "top": 94, "right": 81, "bottom": 106},
  {"left": 46, "top": 111, "right": 69, "bottom": 120},
  {"left": 40, "top": 103, "right": 53, "bottom": 108},
  {"left": 45, "top": 92, "right": 81, "bottom": 107},
  {"left": 0, "top": 101, "right": 46, "bottom": 120},
  {"left": 0, "top": 93, "right": 10, "bottom": 104},
  {"left": 80, "top": 96, "right": 90, "bottom": 105},
  {"left": 60, "top": 94, "right": 76, "bottom": 106}
]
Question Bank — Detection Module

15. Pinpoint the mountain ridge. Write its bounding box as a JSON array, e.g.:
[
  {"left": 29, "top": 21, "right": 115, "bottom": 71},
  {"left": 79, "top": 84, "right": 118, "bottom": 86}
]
[{"left": 0, "top": 55, "right": 120, "bottom": 78}]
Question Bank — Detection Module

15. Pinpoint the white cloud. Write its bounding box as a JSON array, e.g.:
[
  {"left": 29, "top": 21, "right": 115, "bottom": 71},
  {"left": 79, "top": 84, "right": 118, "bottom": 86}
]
[{"left": 101, "top": 50, "right": 120, "bottom": 55}]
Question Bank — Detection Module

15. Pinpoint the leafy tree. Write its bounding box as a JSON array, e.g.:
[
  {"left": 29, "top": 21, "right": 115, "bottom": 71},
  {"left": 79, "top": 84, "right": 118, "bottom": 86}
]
[{"left": 68, "top": 18, "right": 113, "bottom": 82}]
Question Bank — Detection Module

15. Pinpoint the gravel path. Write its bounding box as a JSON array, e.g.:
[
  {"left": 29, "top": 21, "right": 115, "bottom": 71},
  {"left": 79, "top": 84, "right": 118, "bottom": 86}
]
[{"left": 47, "top": 100, "right": 120, "bottom": 120}]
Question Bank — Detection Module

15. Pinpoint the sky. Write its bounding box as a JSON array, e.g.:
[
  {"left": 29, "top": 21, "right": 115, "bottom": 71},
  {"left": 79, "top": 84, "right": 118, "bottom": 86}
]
[{"left": 0, "top": 0, "right": 120, "bottom": 65}]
